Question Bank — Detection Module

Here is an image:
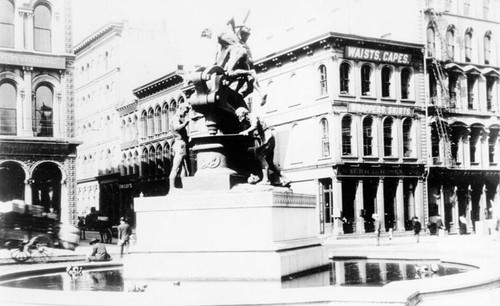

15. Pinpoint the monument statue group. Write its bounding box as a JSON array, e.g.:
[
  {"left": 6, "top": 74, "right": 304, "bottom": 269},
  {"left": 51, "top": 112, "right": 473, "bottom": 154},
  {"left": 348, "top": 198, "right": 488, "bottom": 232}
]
[{"left": 168, "top": 15, "right": 290, "bottom": 191}]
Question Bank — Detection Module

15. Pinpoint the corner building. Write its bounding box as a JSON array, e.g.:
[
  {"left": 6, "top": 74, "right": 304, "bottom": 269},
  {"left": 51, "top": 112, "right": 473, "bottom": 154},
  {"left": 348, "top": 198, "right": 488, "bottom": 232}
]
[
  {"left": 0, "top": 0, "right": 79, "bottom": 223},
  {"left": 254, "top": 33, "right": 425, "bottom": 235}
]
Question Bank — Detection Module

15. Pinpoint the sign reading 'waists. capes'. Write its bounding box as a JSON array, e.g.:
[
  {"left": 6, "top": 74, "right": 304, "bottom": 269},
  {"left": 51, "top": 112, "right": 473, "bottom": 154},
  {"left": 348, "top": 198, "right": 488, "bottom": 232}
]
[{"left": 344, "top": 46, "right": 412, "bottom": 65}]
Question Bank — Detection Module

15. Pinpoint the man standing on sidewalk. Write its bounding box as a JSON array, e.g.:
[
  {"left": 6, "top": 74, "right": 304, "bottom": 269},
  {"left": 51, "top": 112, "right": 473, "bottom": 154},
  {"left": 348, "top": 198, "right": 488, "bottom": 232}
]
[
  {"left": 117, "top": 217, "right": 131, "bottom": 258},
  {"left": 412, "top": 217, "right": 422, "bottom": 243}
]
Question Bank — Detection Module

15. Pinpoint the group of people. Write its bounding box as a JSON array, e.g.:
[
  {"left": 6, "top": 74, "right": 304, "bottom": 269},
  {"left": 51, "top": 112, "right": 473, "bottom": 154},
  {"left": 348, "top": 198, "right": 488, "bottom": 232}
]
[{"left": 87, "top": 217, "right": 132, "bottom": 262}]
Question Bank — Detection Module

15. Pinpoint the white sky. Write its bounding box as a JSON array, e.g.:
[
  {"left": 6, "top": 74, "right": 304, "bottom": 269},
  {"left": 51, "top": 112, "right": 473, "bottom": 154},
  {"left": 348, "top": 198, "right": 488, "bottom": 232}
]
[{"left": 72, "top": 0, "right": 343, "bottom": 59}]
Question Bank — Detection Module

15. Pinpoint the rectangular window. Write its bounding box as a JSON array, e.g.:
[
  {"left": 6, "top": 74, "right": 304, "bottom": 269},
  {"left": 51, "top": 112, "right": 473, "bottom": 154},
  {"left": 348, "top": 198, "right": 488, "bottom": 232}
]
[
  {"left": 467, "top": 75, "right": 476, "bottom": 109},
  {"left": 363, "top": 128, "right": 372, "bottom": 155}
]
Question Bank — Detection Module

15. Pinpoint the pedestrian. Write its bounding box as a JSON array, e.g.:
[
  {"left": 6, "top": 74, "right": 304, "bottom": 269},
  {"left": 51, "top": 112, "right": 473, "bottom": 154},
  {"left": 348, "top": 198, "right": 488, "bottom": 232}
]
[
  {"left": 412, "top": 217, "right": 422, "bottom": 243},
  {"left": 459, "top": 215, "right": 467, "bottom": 235},
  {"left": 87, "top": 238, "right": 111, "bottom": 262},
  {"left": 77, "top": 216, "right": 85, "bottom": 240},
  {"left": 373, "top": 213, "right": 381, "bottom": 246},
  {"left": 117, "top": 217, "right": 132, "bottom": 258}
]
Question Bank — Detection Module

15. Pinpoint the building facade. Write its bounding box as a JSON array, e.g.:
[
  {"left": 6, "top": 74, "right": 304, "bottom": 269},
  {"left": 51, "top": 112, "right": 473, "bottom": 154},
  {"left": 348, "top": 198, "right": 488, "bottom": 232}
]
[
  {"left": 0, "top": 0, "right": 79, "bottom": 223},
  {"left": 253, "top": 33, "right": 426, "bottom": 235},
  {"left": 73, "top": 21, "right": 173, "bottom": 223},
  {"left": 423, "top": 0, "right": 500, "bottom": 234}
]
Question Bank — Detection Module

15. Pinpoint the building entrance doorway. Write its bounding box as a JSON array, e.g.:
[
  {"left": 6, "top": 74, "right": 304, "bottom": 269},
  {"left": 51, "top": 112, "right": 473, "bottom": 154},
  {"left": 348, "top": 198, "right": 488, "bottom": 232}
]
[{"left": 31, "top": 162, "right": 62, "bottom": 219}]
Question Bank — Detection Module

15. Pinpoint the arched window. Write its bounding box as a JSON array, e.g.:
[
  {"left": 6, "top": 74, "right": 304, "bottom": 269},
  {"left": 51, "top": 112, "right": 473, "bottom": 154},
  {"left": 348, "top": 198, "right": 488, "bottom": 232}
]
[
  {"left": 341, "top": 116, "right": 353, "bottom": 156},
  {"left": 156, "top": 145, "right": 164, "bottom": 176},
  {"left": 0, "top": 81, "right": 16, "bottom": 135},
  {"left": 104, "top": 51, "right": 109, "bottom": 70},
  {"left": 33, "top": 4, "right": 52, "bottom": 52},
  {"left": 403, "top": 119, "right": 414, "bottom": 157},
  {"left": 383, "top": 118, "right": 394, "bottom": 157},
  {"left": 318, "top": 65, "right": 328, "bottom": 96},
  {"left": 147, "top": 108, "right": 154, "bottom": 137},
  {"left": 339, "top": 62, "right": 351, "bottom": 94},
  {"left": 484, "top": 32, "right": 492, "bottom": 65},
  {"left": 289, "top": 74, "right": 300, "bottom": 106},
  {"left": 427, "top": 26, "right": 435, "bottom": 57},
  {"left": 446, "top": 27, "right": 455, "bottom": 60},
  {"left": 0, "top": 0, "right": 15, "bottom": 48},
  {"left": 154, "top": 106, "right": 161, "bottom": 135},
  {"left": 121, "top": 154, "right": 127, "bottom": 176},
  {"left": 319, "top": 118, "right": 330, "bottom": 158},
  {"left": 34, "top": 84, "right": 53, "bottom": 137},
  {"left": 381, "top": 66, "right": 393, "bottom": 98},
  {"left": 361, "top": 65, "right": 372, "bottom": 96},
  {"left": 162, "top": 102, "right": 169, "bottom": 132},
  {"left": 401, "top": 68, "right": 413, "bottom": 100},
  {"left": 465, "top": 29, "right": 473, "bottom": 62},
  {"left": 362, "top": 117, "right": 373, "bottom": 156},
  {"left": 140, "top": 111, "right": 147, "bottom": 139}
]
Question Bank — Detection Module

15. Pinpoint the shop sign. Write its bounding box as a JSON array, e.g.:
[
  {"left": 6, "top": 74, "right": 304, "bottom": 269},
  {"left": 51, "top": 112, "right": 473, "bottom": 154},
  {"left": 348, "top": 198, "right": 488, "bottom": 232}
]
[
  {"left": 0, "top": 51, "right": 66, "bottom": 69},
  {"left": 345, "top": 46, "right": 412, "bottom": 65},
  {"left": 338, "top": 165, "right": 424, "bottom": 177},
  {"left": 119, "top": 183, "right": 133, "bottom": 189},
  {"left": 348, "top": 103, "right": 413, "bottom": 116}
]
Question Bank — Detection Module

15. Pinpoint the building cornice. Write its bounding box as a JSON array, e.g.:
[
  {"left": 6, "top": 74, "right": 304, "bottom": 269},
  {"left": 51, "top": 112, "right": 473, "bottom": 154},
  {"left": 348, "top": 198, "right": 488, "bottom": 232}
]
[
  {"left": 132, "top": 70, "right": 185, "bottom": 99},
  {"left": 255, "top": 32, "right": 425, "bottom": 72},
  {"left": 73, "top": 22, "right": 125, "bottom": 54}
]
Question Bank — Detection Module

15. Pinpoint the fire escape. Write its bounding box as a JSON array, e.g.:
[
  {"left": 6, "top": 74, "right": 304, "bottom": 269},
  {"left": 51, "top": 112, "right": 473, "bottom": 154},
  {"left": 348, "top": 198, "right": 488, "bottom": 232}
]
[{"left": 425, "top": 8, "right": 453, "bottom": 167}]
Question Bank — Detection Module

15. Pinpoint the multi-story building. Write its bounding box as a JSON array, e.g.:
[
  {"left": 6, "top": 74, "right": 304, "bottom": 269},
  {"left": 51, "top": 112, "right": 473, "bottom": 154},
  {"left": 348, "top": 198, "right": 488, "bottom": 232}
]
[
  {"left": 0, "top": 0, "right": 79, "bottom": 223},
  {"left": 253, "top": 33, "right": 426, "bottom": 235},
  {"left": 117, "top": 68, "right": 198, "bottom": 225},
  {"left": 73, "top": 21, "right": 173, "bottom": 222},
  {"left": 422, "top": 0, "right": 500, "bottom": 234}
]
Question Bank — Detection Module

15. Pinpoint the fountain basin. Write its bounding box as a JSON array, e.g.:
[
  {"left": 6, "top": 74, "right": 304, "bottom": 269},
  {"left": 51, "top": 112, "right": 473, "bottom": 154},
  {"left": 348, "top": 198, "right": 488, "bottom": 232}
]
[{"left": 0, "top": 253, "right": 499, "bottom": 306}]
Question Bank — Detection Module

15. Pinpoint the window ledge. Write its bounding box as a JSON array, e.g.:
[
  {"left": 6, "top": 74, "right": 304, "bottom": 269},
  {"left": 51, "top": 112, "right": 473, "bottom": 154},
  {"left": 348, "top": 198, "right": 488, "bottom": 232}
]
[
  {"left": 317, "top": 156, "right": 331, "bottom": 162},
  {"left": 360, "top": 95, "right": 377, "bottom": 100},
  {"left": 490, "top": 162, "right": 498, "bottom": 167},
  {"left": 339, "top": 93, "right": 356, "bottom": 98},
  {"left": 381, "top": 97, "right": 397, "bottom": 102},
  {"left": 288, "top": 103, "right": 301, "bottom": 108},
  {"left": 383, "top": 157, "right": 399, "bottom": 161},
  {"left": 401, "top": 99, "right": 416, "bottom": 103},
  {"left": 362, "top": 156, "right": 379, "bottom": 162},
  {"left": 403, "top": 157, "right": 419, "bottom": 162},
  {"left": 341, "top": 155, "right": 359, "bottom": 160}
]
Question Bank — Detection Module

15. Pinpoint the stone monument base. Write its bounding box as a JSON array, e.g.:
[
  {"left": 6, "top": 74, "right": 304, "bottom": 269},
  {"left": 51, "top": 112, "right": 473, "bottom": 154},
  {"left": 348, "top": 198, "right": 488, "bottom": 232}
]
[{"left": 124, "top": 185, "right": 327, "bottom": 284}]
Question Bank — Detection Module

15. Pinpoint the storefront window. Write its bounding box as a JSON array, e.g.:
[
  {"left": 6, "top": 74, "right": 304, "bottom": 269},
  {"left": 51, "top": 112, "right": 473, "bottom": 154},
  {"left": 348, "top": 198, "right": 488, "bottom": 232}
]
[{"left": 403, "top": 119, "right": 414, "bottom": 157}]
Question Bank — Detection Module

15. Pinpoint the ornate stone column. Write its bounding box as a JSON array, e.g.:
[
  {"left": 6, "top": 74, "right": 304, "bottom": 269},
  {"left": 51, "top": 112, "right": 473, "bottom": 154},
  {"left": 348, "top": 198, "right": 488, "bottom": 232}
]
[
  {"left": 376, "top": 177, "right": 385, "bottom": 231},
  {"left": 396, "top": 178, "right": 405, "bottom": 231},
  {"left": 60, "top": 179, "right": 70, "bottom": 223},
  {"left": 355, "top": 179, "right": 365, "bottom": 234},
  {"left": 333, "top": 176, "right": 343, "bottom": 235},
  {"left": 463, "top": 131, "right": 471, "bottom": 168},
  {"left": 451, "top": 186, "right": 459, "bottom": 234},
  {"left": 408, "top": 181, "right": 415, "bottom": 219},
  {"left": 481, "top": 129, "right": 489, "bottom": 168},
  {"left": 479, "top": 184, "right": 487, "bottom": 222},
  {"left": 438, "top": 184, "right": 445, "bottom": 218},
  {"left": 415, "top": 178, "right": 424, "bottom": 222}
]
